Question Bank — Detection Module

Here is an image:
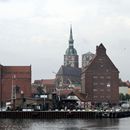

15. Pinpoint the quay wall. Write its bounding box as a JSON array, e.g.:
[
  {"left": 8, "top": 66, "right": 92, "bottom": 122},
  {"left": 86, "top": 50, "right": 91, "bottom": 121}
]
[{"left": 0, "top": 111, "right": 130, "bottom": 119}]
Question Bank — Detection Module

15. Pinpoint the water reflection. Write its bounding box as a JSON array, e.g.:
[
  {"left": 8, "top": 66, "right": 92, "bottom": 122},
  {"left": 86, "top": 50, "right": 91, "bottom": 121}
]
[{"left": 0, "top": 118, "right": 130, "bottom": 130}]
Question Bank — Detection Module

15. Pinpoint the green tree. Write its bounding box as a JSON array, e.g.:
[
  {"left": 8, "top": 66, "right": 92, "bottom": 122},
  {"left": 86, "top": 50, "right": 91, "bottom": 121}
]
[
  {"left": 37, "top": 86, "right": 45, "bottom": 95},
  {"left": 119, "top": 93, "right": 125, "bottom": 101},
  {"left": 125, "top": 94, "right": 130, "bottom": 101}
]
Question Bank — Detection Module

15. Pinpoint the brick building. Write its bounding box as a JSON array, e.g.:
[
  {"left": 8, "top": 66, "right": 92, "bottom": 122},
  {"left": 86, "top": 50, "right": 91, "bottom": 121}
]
[
  {"left": 0, "top": 65, "right": 31, "bottom": 105},
  {"left": 33, "top": 79, "right": 56, "bottom": 94},
  {"left": 81, "top": 44, "right": 119, "bottom": 104}
]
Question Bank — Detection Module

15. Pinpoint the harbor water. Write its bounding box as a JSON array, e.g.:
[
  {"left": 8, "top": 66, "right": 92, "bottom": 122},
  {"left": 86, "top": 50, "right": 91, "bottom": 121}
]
[{"left": 0, "top": 118, "right": 130, "bottom": 130}]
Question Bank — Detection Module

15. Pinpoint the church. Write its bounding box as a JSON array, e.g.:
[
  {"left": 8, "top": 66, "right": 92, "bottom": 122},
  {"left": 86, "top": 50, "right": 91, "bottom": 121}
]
[{"left": 56, "top": 26, "right": 81, "bottom": 89}]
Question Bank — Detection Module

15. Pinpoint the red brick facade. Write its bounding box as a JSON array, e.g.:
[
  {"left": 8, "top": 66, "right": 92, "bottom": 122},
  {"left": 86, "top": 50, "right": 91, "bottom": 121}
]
[
  {"left": 81, "top": 44, "right": 119, "bottom": 104},
  {"left": 0, "top": 65, "right": 31, "bottom": 103}
]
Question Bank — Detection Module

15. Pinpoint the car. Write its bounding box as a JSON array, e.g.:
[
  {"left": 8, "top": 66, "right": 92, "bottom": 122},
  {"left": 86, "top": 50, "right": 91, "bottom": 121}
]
[
  {"left": 54, "top": 109, "right": 59, "bottom": 111},
  {"left": 22, "top": 108, "right": 34, "bottom": 111},
  {"left": 0, "top": 108, "right": 6, "bottom": 111},
  {"left": 82, "top": 109, "right": 85, "bottom": 111},
  {"left": 121, "top": 103, "right": 130, "bottom": 108},
  {"left": 115, "top": 108, "right": 121, "bottom": 112},
  {"left": 88, "top": 109, "right": 92, "bottom": 112}
]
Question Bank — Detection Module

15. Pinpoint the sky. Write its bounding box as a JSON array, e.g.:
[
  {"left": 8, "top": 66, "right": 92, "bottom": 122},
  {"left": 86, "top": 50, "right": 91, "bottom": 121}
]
[{"left": 0, "top": 0, "right": 130, "bottom": 82}]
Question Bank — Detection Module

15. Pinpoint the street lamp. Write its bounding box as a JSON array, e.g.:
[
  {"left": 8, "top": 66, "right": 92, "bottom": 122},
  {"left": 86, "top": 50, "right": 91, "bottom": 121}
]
[
  {"left": 11, "top": 75, "right": 16, "bottom": 111},
  {"left": 21, "top": 90, "right": 24, "bottom": 109}
]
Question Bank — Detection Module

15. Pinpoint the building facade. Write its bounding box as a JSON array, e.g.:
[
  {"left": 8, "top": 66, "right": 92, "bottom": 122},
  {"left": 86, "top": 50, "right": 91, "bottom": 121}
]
[
  {"left": 0, "top": 65, "right": 31, "bottom": 105},
  {"left": 33, "top": 79, "right": 56, "bottom": 94},
  {"left": 81, "top": 44, "right": 119, "bottom": 104},
  {"left": 64, "top": 26, "right": 79, "bottom": 68}
]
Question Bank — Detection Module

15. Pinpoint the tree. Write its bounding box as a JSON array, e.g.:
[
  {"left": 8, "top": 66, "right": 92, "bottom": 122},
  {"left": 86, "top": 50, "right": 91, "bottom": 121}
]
[
  {"left": 119, "top": 93, "right": 125, "bottom": 101},
  {"left": 37, "top": 86, "right": 45, "bottom": 95},
  {"left": 125, "top": 94, "right": 130, "bottom": 101},
  {"left": 119, "top": 93, "right": 130, "bottom": 101}
]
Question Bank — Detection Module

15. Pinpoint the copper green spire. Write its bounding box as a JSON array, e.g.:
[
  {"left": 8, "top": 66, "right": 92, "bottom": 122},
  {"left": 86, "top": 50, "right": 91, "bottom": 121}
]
[
  {"left": 65, "top": 25, "right": 77, "bottom": 55},
  {"left": 69, "top": 25, "right": 74, "bottom": 47}
]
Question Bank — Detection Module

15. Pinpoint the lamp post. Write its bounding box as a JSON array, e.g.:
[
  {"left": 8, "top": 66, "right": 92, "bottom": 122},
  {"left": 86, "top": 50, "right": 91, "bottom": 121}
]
[
  {"left": 11, "top": 75, "right": 16, "bottom": 111},
  {"left": 21, "top": 90, "right": 24, "bottom": 109}
]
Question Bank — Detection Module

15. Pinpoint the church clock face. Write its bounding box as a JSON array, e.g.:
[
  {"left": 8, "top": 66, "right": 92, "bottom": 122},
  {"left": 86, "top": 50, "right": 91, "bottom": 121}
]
[
  {"left": 68, "top": 56, "right": 72, "bottom": 60},
  {"left": 72, "top": 56, "right": 75, "bottom": 60}
]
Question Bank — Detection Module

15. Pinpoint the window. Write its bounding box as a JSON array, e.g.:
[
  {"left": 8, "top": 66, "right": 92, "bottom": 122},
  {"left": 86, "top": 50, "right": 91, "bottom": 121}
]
[
  {"left": 93, "top": 89, "right": 97, "bottom": 92},
  {"left": 100, "top": 64, "right": 104, "bottom": 68},
  {"left": 98, "top": 58, "right": 103, "bottom": 61},
  {"left": 100, "top": 89, "right": 104, "bottom": 92},
  {"left": 106, "top": 69, "right": 109, "bottom": 72},
  {"left": 94, "top": 96, "right": 97, "bottom": 98},
  {"left": 93, "top": 76, "right": 98, "bottom": 79},
  {"left": 107, "top": 89, "right": 111, "bottom": 92},
  {"left": 106, "top": 96, "right": 111, "bottom": 99},
  {"left": 100, "top": 82, "right": 105, "bottom": 85},
  {"left": 100, "top": 96, "right": 104, "bottom": 98},
  {"left": 106, "top": 76, "right": 111, "bottom": 79},
  {"left": 93, "top": 82, "right": 98, "bottom": 86},
  {"left": 100, "top": 76, "right": 104, "bottom": 79}
]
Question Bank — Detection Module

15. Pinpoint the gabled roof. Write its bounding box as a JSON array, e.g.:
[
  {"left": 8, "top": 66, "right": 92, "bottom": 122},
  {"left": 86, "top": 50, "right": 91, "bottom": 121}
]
[
  {"left": 41, "top": 79, "right": 55, "bottom": 85},
  {"left": 83, "top": 44, "right": 119, "bottom": 73},
  {"left": 57, "top": 65, "right": 81, "bottom": 77},
  {"left": 34, "top": 79, "right": 55, "bottom": 87}
]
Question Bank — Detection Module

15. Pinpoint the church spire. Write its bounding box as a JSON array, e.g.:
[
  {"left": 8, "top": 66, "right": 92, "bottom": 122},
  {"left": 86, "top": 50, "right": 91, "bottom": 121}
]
[
  {"left": 64, "top": 25, "right": 78, "bottom": 68},
  {"left": 65, "top": 25, "right": 77, "bottom": 55},
  {"left": 69, "top": 25, "right": 74, "bottom": 47}
]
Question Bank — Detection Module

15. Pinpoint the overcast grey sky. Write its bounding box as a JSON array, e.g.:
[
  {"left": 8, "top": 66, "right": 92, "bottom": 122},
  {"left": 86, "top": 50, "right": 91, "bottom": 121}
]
[{"left": 0, "top": 0, "right": 130, "bottom": 82}]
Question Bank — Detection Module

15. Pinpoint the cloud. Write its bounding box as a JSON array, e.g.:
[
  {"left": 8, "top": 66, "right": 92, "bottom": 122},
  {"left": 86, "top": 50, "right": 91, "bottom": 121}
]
[
  {"left": 31, "top": 36, "right": 48, "bottom": 44},
  {"left": 0, "top": 0, "right": 34, "bottom": 19},
  {"left": 0, "top": 0, "right": 9, "bottom": 2},
  {"left": 0, "top": 0, "right": 130, "bottom": 81}
]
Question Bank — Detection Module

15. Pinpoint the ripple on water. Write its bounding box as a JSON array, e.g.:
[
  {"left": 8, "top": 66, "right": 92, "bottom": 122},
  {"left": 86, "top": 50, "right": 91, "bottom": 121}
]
[{"left": 0, "top": 118, "right": 130, "bottom": 130}]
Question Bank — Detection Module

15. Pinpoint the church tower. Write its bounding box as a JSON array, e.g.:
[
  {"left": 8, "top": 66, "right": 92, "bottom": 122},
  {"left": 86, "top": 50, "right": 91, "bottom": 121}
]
[{"left": 64, "top": 26, "right": 79, "bottom": 68}]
